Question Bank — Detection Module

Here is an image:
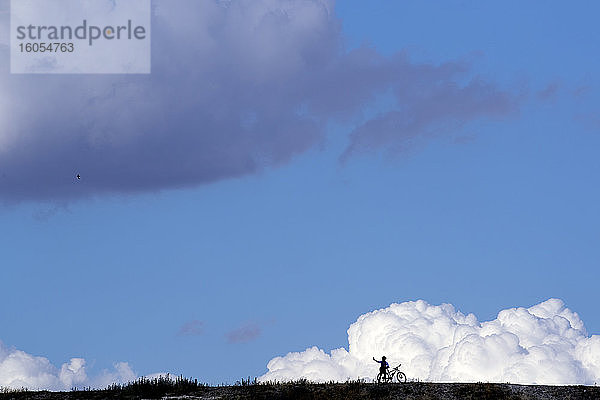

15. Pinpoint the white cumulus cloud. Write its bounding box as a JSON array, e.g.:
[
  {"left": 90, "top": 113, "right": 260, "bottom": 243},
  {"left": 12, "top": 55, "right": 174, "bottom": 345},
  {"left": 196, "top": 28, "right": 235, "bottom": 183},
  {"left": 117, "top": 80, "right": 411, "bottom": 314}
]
[
  {"left": 260, "top": 299, "right": 600, "bottom": 385},
  {"left": 0, "top": 341, "right": 136, "bottom": 390}
]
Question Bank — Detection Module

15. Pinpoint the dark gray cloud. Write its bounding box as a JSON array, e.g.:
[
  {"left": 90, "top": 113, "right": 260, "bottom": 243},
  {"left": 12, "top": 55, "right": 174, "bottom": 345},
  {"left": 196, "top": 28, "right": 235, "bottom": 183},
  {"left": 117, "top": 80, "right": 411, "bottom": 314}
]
[
  {"left": 177, "top": 320, "right": 204, "bottom": 337},
  {"left": 341, "top": 74, "right": 516, "bottom": 161},
  {"left": 225, "top": 321, "right": 261, "bottom": 344},
  {"left": 537, "top": 81, "right": 560, "bottom": 101},
  {"left": 0, "top": 0, "right": 516, "bottom": 203}
]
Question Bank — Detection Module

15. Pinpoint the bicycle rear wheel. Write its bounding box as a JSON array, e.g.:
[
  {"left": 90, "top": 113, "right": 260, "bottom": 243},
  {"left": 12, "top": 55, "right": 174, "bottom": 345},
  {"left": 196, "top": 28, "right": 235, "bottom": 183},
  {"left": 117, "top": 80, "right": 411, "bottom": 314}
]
[
  {"left": 376, "top": 372, "right": 383, "bottom": 383},
  {"left": 396, "top": 371, "right": 407, "bottom": 383}
]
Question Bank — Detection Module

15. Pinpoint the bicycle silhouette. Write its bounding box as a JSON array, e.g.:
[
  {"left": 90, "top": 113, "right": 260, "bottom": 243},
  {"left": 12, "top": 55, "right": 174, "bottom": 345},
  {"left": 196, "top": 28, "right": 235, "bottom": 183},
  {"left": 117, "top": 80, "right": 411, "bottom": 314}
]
[{"left": 376, "top": 364, "right": 407, "bottom": 383}]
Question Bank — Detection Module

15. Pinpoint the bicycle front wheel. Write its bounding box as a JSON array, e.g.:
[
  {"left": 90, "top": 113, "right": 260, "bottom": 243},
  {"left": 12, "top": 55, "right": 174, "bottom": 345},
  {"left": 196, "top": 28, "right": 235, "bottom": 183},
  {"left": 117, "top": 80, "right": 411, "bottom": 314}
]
[{"left": 396, "top": 372, "right": 407, "bottom": 383}]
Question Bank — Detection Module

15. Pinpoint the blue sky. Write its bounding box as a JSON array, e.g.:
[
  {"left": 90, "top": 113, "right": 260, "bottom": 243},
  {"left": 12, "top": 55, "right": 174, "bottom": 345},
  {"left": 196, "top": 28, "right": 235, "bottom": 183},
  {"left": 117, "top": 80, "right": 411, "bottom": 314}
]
[{"left": 1, "top": 0, "right": 599, "bottom": 386}]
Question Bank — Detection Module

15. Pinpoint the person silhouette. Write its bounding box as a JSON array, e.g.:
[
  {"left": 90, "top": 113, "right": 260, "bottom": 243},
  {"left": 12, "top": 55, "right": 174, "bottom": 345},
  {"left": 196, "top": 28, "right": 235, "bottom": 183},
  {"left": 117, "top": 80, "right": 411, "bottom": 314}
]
[{"left": 373, "top": 356, "right": 389, "bottom": 379}]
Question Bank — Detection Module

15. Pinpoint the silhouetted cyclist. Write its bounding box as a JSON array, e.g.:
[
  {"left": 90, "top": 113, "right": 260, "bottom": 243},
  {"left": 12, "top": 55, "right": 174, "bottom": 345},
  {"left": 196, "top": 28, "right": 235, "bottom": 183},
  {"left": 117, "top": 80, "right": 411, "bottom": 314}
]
[{"left": 373, "top": 356, "right": 389, "bottom": 379}]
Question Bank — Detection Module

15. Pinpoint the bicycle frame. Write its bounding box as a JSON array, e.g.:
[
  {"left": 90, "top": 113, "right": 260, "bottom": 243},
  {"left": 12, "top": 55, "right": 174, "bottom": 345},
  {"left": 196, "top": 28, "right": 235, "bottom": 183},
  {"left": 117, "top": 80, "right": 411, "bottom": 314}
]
[{"left": 376, "top": 364, "right": 406, "bottom": 383}]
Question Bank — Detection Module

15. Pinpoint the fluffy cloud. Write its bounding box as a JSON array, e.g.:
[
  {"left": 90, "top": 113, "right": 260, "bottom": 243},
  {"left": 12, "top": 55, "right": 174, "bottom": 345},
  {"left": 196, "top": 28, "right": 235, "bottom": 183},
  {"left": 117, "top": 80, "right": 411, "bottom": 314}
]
[
  {"left": 0, "top": 0, "right": 515, "bottom": 202},
  {"left": 260, "top": 299, "right": 600, "bottom": 385},
  {"left": 0, "top": 341, "right": 135, "bottom": 390}
]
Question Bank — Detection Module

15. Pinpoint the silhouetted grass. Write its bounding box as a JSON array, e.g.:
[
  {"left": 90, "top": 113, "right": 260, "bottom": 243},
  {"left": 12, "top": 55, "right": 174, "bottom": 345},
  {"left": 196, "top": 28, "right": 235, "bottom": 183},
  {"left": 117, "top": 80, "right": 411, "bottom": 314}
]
[
  {"left": 0, "top": 375, "right": 206, "bottom": 399},
  {"left": 2, "top": 378, "right": 600, "bottom": 399},
  {"left": 104, "top": 374, "right": 206, "bottom": 398}
]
